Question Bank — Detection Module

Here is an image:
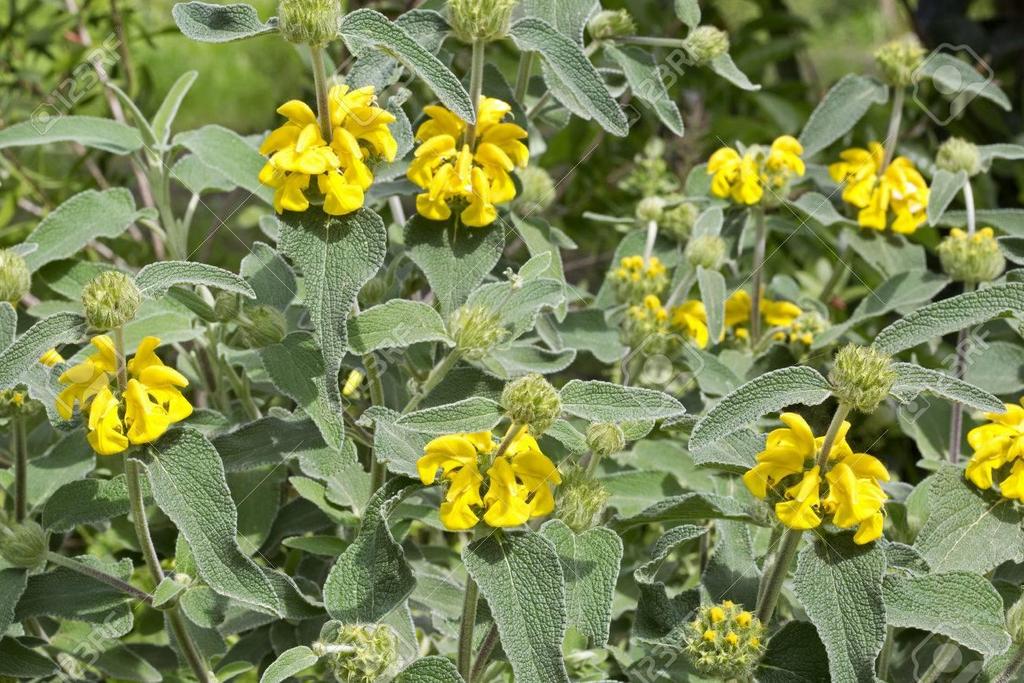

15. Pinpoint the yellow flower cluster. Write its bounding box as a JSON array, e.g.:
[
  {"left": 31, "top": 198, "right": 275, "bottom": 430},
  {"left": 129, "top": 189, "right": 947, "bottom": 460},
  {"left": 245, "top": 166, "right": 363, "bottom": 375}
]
[
  {"left": 743, "top": 413, "right": 889, "bottom": 544},
  {"left": 965, "top": 400, "right": 1024, "bottom": 499},
  {"left": 408, "top": 96, "right": 528, "bottom": 227},
  {"left": 57, "top": 336, "right": 192, "bottom": 455},
  {"left": 417, "top": 427, "right": 561, "bottom": 530},
  {"left": 725, "top": 290, "right": 817, "bottom": 344},
  {"left": 1, "top": 350, "right": 64, "bottom": 416},
  {"left": 683, "top": 601, "right": 764, "bottom": 680},
  {"left": 612, "top": 255, "right": 668, "bottom": 302},
  {"left": 259, "top": 85, "right": 398, "bottom": 216},
  {"left": 829, "top": 142, "right": 929, "bottom": 234},
  {"left": 707, "top": 136, "right": 805, "bottom": 205}
]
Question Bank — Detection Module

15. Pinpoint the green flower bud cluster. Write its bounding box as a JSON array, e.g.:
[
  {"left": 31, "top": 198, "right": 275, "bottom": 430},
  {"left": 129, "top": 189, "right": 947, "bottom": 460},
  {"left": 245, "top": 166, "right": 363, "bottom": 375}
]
[
  {"left": 874, "top": 36, "right": 925, "bottom": 87},
  {"left": 0, "top": 249, "right": 30, "bottom": 304},
  {"left": 619, "top": 138, "right": 681, "bottom": 199},
  {"left": 0, "top": 517, "right": 48, "bottom": 569},
  {"left": 234, "top": 305, "right": 288, "bottom": 348},
  {"left": 447, "top": 0, "right": 517, "bottom": 43},
  {"left": 587, "top": 9, "right": 636, "bottom": 41},
  {"left": 448, "top": 304, "right": 507, "bottom": 360},
  {"left": 555, "top": 464, "right": 610, "bottom": 532},
  {"left": 684, "top": 26, "right": 730, "bottom": 65},
  {"left": 683, "top": 601, "right": 765, "bottom": 680},
  {"left": 315, "top": 623, "right": 397, "bottom": 683},
  {"left": 936, "top": 137, "right": 981, "bottom": 177},
  {"left": 278, "top": 0, "right": 342, "bottom": 47},
  {"left": 82, "top": 271, "right": 141, "bottom": 331},
  {"left": 0, "top": 389, "right": 36, "bottom": 419},
  {"left": 501, "top": 373, "right": 562, "bottom": 435},
  {"left": 829, "top": 344, "right": 897, "bottom": 413},
  {"left": 660, "top": 201, "right": 699, "bottom": 242},
  {"left": 937, "top": 228, "right": 1005, "bottom": 284},
  {"left": 635, "top": 196, "right": 666, "bottom": 222},
  {"left": 513, "top": 167, "right": 556, "bottom": 216},
  {"left": 586, "top": 422, "right": 625, "bottom": 457},
  {"left": 622, "top": 295, "right": 676, "bottom": 355},
  {"left": 685, "top": 234, "right": 727, "bottom": 271}
]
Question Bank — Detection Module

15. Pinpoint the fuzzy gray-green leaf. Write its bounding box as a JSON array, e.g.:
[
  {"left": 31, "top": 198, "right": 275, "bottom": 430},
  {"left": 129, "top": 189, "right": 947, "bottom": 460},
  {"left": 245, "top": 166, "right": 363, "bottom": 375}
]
[
  {"left": 395, "top": 656, "right": 466, "bottom": 682},
  {"left": 799, "top": 74, "right": 888, "bottom": 156},
  {"left": 927, "top": 169, "right": 966, "bottom": 225},
  {"left": 347, "top": 300, "right": 452, "bottom": 354},
  {"left": 559, "top": 380, "right": 684, "bottom": 422},
  {"left": 890, "top": 362, "right": 1004, "bottom": 413},
  {"left": 397, "top": 397, "right": 504, "bottom": 434},
  {"left": 259, "top": 646, "right": 318, "bottom": 683},
  {"left": 172, "top": 2, "right": 278, "bottom": 43},
  {"left": 0, "top": 116, "right": 142, "bottom": 155},
  {"left": 0, "top": 312, "right": 85, "bottom": 390},
  {"left": 605, "top": 45, "right": 684, "bottom": 135},
  {"left": 0, "top": 569, "right": 27, "bottom": 636},
  {"left": 175, "top": 125, "right": 274, "bottom": 204},
  {"left": 135, "top": 261, "right": 255, "bottom": 298}
]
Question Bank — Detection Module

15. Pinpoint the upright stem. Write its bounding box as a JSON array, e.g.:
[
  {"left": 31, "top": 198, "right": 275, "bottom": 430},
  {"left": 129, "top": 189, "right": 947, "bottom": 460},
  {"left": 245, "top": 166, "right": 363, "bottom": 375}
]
[
  {"left": 750, "top": 209, "right": 767, "bottom": 343},
  {"left": 113, "top": 327, "right": 128, "bottom": 391},
  {"left": 465, "top": 39, "right": 486, "bottom": 149},
  {"left": 514, "top": 52, "right": 535, "bottom": 104},
  {"left": 388, "top": 195, "right": 407, "bottom": 227},
  {"left": 819, "top": 240, "right": 849, "bottom": 304},
  {"left": 881, "top": 87, "right": 905, "bottom": 171},
  {"left": 642, "top": 219, "right": 658, "bottom": 265},
  {"left": 403, "top": 350, "right": 462, "bottom": 413},
  {"left": 469, "top": 624, "right": 500, "bottom": 682},
  {"left": 963, "top": 179, "right": 976, "bottom": 237},
  {"left": 310, "top": 46, "right": 332, "bottom": 140},
  {"left": 995, "top": 643, "right": 1024, "bottom": 683},
  {"left": 458, "top": 575, "right": 480, "bottom": 680},
  {"left": 814, "top": 403, "right": 852, "bottom": 470},
  {"left": 13, "top": 415, "right": 27, "bottom": 522},
  {"left": 948, "top": 282, "right": 976, "bottom": 463},
  {"left": 364, "top": 353, "right": 388, "bottom": 494}
]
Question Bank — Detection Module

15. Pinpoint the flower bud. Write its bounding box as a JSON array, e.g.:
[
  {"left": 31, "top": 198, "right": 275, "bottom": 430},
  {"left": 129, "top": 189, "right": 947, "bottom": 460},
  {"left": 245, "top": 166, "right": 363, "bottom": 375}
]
[
  {"left": 555, "top": 465, "right": 610, "bottom": 532},
  {"left": 938, "top": 227, "right": 1005, "bottom": 284},
  {"left": 683, "top": 601, "right": 765, "bottom": 680},
  {"left": 936, "top": 137, "right": 981, "bottom": 177},
  {"left": 0, "top": 389, "right": 30, "bottom": 419},
  {"left": 661, "top": 202, "right": 699, "bottom": 242},
  {"left": 513, "top": 167, "right": 556, "bottom": 215},
  {"left": 81, "top": 271, "right": 141, "bottom": 331},
  {"left": 342, "top": 369, "right": 364, "bottom": 398},
  {"left": 612, "top": 255, "right": 668, "bottom": 303},
  {"left": 0, "top": 518, "right": 48, "bottom": 569},
  {"left": 278, "top": 0, "right": 342, "bottom": 47},
  {"left": 0, "top": 249, "right": 31, "bottom": 304},
  {"left": 236, "top": 305, "right": 287, "bottom": 348},
  {"left": 38, "top": 348, "right": 64, "bottom": 368},
  {"left": 214, "top": 291, "right": 241, "bottom": 322},
  {"left": 587, "top": 9, "right": 636, "bottom": 41},
  {"left": 787, "top": 310, "right": 830, "bottom": 346},
  {"left": 685, "top": 235, "right": 727, "bottom": 271},
  {"left": 829, "top": 344, "right": 897, "bottom": 413},
  {"left": 447, "top": 0, "right": 517, "bottom": 43},
  {"left": 586, "top": 422, "right": 625, "bottom": 457},
  {"left": 314, "top": 622, "right": 397, "bottom": 683},
  {"left": 448, "top": 305, "right": 506, "bottom": 360},
  {"left": 874, "top": 36, "right": 925, "bottom": 87},
  {"left": 622, "top": 295, "right": 675, "bottom": 354},
  {"left": 684, "top": 26, "right": 730, "bottom": 65},
  {"left": 635, "top": 196, "right": 665, "bottom": 222},
  {"left": 501, "top": 373, "right": 561, "bottom": 435}
]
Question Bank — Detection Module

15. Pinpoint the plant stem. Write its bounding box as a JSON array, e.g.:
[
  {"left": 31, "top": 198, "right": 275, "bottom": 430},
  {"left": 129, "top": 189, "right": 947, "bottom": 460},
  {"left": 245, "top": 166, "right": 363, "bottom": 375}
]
[
  {"left": 877, "top": 626, "right": 895, "bottom": 681},
  {"left": 665, "top": 270, "right": 696, "bottom": 309},
  {"left": 750, "top": 208, "right": 767, "bottom": 343},
  {"left": 963, "top": 180, "right": 976, "bottom": 236},
  {"left": 469, "top": 624, "right": 500, "bottom": 682},
  {"left": 403, "top": 350, "right": 462, "bottom": 413},
  {"left": 13, "top": 414, "right": 26, "bottom": 522},
  {"left": 310, "top": 46, "right": 332, "bottom": 140},
  {"left": 618, "top": 35, "right": 687, "bottom": 48},
  {"left": 125, "top": 457, "right": 211, "bottom": 682},
  {"left": 465, "top": 39, "right": 486, "bottom": 149},
  {"left": 113, "top": 327, "right": 128, "bottom": 391},
  {"left": 458, "top": 575, "right": 480, "bottom": 680},
  {"left": 642, "top": 219, "right": 658, "bottom": 265},
  {"left": 364, "top": 353, "right": 388, "bottom": 494},
  {"left": 948, "top": 282, "right": 976, "bottom": 463},
  {"left": 881, "top": 87, "right": 905, "bottom": 172},
  {"left": 222, "top": 360, "right": 260, "bottom": 421},
  {"left": 819, "top": 239, "right": 849, "bottom": 304},
  {"left": 815, "top": 403, "right": 852, "bottom": 470},
  {"left": 46, "top": 552, "right": 153, "bottom": 605},
  {"left": 514, "top": 51, "right": 535, "bottom": 104},
  {"left": 754, "top": 526, "right": 801, "bottom": 625},
  {"left": 916, "top": 641, "right": 960, "bottom": 683},
  {"left": 388, "top": 195, "right": 407, "bottom": 227},
  {"left": 995, "top": 643, "right": 1024, "bottom": 683}
]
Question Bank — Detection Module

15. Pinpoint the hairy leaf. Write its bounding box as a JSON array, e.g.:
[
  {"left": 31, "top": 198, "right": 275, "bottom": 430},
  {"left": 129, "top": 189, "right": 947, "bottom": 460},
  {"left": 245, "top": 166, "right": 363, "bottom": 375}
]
[
  {"left": 799, "top": 75, "right": 888, "bottom": 156},
  {"left": 347, "top": 300, "right": 452, "bottom": 354},
  {"left": 559, "top": 380, "right": 685, "bottom": 422},
  {"left": 135, "top": 261, "right": 255, "bottom": 298},
  {"left": 172, "top": 2, "right": 278, "bottom": 42}
]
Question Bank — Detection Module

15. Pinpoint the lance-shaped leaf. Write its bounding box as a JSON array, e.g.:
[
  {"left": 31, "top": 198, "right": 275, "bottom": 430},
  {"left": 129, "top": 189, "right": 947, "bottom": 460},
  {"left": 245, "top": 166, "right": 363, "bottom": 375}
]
[
  {"left": 16, "top": 556, "right": 136, "bottom": 636},
  {"left": 799, "top": 75, "right": 888, "bottom": 157},
  {"left": 927, "top": 169, "right": 966, "bottom": 225},
  {"left": 709, "top": 53, "right": 760, "bottom": 91},
  {"left": 397, "top": 397, "right": 504, "bottom": 434},
  {"left": 0, "top": 303, "right": 14, "bottom": 349},
  {"left": 260, "top": 646, "right": 318, "bottom": 683},
  {"left": 43, "top": 474, "right": 149, "bottom": 532},
  {"left": 347, "top": 300, "right": 452, "bottom": 354},
  {"left": 172, "top": 2, "right": 279, "bottom": 43},
  {"left": 698, "top": 266, "right": 726, "bottom": 344},
  {"left": 559, "top": 380, "right": 685, "bottom": 422},
  {"left": 0, "top": 569, "right": 27, "bottom": 637},
  {"left": 794, "top": 534, "right": 886, "bottom": 683},
  {"left": 689, "top": 366, "right": 832, "bottom": 450},
  {"left": 175, "top": 125, "right": 274, "bottom": 204},
  {"left": 611, "top": 492, "right": 756, "bottom": 533},
  {"left": 152, "top": 70, "right": 199, "bottom": 146},
  {"left": 143, "top": 429, "right": 280, "bottom": 615},
  {"left": 632, "top": 525, "right": 706, "bottom": 640},
  {"left": 0, "top": 116, "right": 142, "bottom": 155},
  {"left": 540, "top": 520, "right": 622, "bottom": 647},
  {"left": 890, "top": 362, "right": 1004, "bottom": 413},
  {"left": 395, "top": 656, "right": 466, "bottom": 682},
  {"left": 464, "top": 531, "right": 570, "bottom": 683},
  {"left": 323, "top": 478, "right": 421, "bottom": 622},
  {"left": 873, "top": 283, "right": 1024, "bottom": 354},
  {"left": 674, "top": 0, "right": 700, "bottom": 27},
  {"left": 918, "top": 52, "right": 1011, "bottom": 111},
  {"left": 135, "top": 261, "right": 255, "bottom": 298},
  {"left": 278, "top": 207, "right": 387, "bottom": 400},
  {"left": 0, "top": 639, "right": 57, "bottom": 679},
  {"left": 979, "top": 143, "right": 1024, "bottom": 167},
  {"left": 605, "top": 45, "right": 684, "bottom": 135},
  {"left": 509, "top": 17, "right": 628, "bottom": 136},
  {"left": 0, "top": 312, "right": 85, "bottom": 390},
  {"left": 516, "top": 0, "right": 596, "bottom": 44},
  {"left": 340, "top": 9, "right": 474, "bottom": 123}
]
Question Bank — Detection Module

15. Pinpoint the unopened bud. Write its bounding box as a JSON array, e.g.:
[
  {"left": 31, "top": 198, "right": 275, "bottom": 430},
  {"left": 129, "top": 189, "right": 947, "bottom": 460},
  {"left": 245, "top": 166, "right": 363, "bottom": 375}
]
[
  {"left": 684, "top": 601, "right": 765, "bottom": 679},
  {"left": 586, "top": 422, "right": 625, "bottom": 457},
  {"left": 938, "top": 227, "right": 1005, "bottom": 284},
  {"left": 513, "top": 167, "right": 556, "bottom": 215},
  {"left": 829, "top": 344, "right": 896, "bottom": 413},
  {"left": 661, "top": 202, "right": 699, "bottom": 241},
  {"left": 587, "top": 9, "right": 636, "bottom": 41},
  {"left": 448, "top": 305, "right": 506, "bottom": 360},
  {"left": 874, "top": 36, "right": 924, "bottom": 87},
  {"left": 936, "top": 137, "right": 981, "bottom": 176},
  {"left": 612, "top": 255, "right": 668, "bottom": 303},
  {"left": 447, "top": 0, "right": 517, "bottom": 43},
  {"left": 685, "top": 235, "right": 727, "bottom": 271},
  {"left": 214, "top": 291, "right": 241, "bottom": 322},
  {"left": 316, "top": 622, "right": 397, "bottom": 683},
  {"left": 635, "top": 196, "right": 666, "bottom": 222},
  {"left": 501, "top": 373, "right": 561, "bottom": 435},
  {"left": 0, "top": 518, "right": 48, "bottom": 569},
  {"left": 278, "top": 0, "right": 342, "bottom": 47},
  {"left": 236, "top": 305, "right": 287, "bottom": 348},
  {"left": 81, "top": 271, "right": 141, "bottom": 331},
  {"left": 684, "top": 26, "right": 730, "bottom": 65},
  {"left": 0, "top": 249, "right": 30, "bottom": 304},
  {"left": 555, "top": 465, "right": 610, "bottom": 532}
]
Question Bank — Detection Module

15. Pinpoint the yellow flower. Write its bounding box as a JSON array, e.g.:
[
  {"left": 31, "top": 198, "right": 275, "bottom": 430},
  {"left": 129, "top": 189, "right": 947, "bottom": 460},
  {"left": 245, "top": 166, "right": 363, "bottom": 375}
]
[
  {"left": 57, "top": 336, "right": 192, "bottom": 455},
  {"left": 342, "top": 369, "right": 365, "bottom": 397},
  {"left": 408, "top": 96, "right": 528, "bottom": 228},
  {"left": 611, "top": 255, "right": 668, "bottom": 302},
  {"left": 743, "top": 413, "right": 822, "bottom": 498},
  {"left": 775, "top": 466, "right": 822, "bottom": 530},
  {"left": 829, "top": 142, "right": 929, "bottom": 234},
  {"left": 707, "top": 136, "right": 805, "bottom": 205},
  {"left": 38, "top": 348, "right": 64, "bottom": 367},
  {"left": 724, "top": 290, "right": 816, "bottom": 344},
  {"left": 670, "top": 300, "right": 709, "bottom": 349},
  {"left": 258, "top": 85, "right": 396, "bottom": 216},
  {"left": 623, "top": 295, "right": 676, "bottom": 352},
  {"left": 965, "top": 400, "right": 1024, "bottom": 498}
]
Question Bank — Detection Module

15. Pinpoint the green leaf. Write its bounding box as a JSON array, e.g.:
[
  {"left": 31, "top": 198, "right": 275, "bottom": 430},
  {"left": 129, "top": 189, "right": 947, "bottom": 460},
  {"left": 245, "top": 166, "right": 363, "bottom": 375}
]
[
  {"left": 0, "top": 303, "right": 15, "bottom": 349},
  {"left": 890, "top": 362, "right": 1004, "bottom": 412},
  {"left": 689, "top": 428, "right": 762, "bottom": 472},
  {"left": 278, "top": 207, "right": 387, "bottom": 399},
  {"left": 918, "top": 52, "right": 1011, "bottom": 111},
  {"left": 509, "top": 17, "right": 628, "bottom": 136},
  {"left": 882, "top": 572, "right": 1010, "bottom": 655},
  {"left": 0, "top": 312, "right": 85, "bottom": 390},
  {"left": 709, "top": 53, "right": 760, "bottom": 91},
  {"left": 689, "top": 366, "right": 832, "bottom": 450},
  {"left": 559, "top": 380, "right": 685, "bottom": 422},
  {"left": 396, "top": 397, "right": 504, "bottom": 434},
  {"left": 516, "top": 0, "right": 596, "bottom": 44},
  {"left": 43, "top": 474, "right": 143, "bottom": 531},
  {"left": 135, "top": 261, "right": 255, "bottom": 298},
  {"left": 540, "top": 520, "right": 622, "bottom": 647},
  {"left": 25, "top": 430, "right": 95, "bottom": 509},
  {"left": 23, "top": 189, "right": 152, "bottom": 271},
  {"left": 172, "top": 2, "right": 278, "bottom": 43},
  {"left": 600, "top": 470, "right": 684, "bottom": 518},
  {"left": 873, "top": 283, "right": 1024, "bottom": 354},
  {"left": 240, "top": 241, "right": 296, "bottom": 309},
  {"left": 794, "top": 534, "right": 886, "bottom": 683},
  {"left": 171, "top": 153, "right": 236, "bottom": 195},
  {"left": 605, "top": 45, "right": 684, "bottom": 135},
  {"left": 340, "top": 9, "right": 474, "bottom": 123},
  {"left": 143, "top": 429, "right": 281, "bottom": 615},
  {"left": 348, "top": 10, "right": 450, "bottom": 90},
  {"left": 964, "top": 340, "right": 1024, "bottom": 395},
  {"left": 978, "top": 143, "right": 1024, "bottom": 167},
  {"left": 214, "top": 412, "right": 319, "bottom": 472},
  {"left": 464, "top": 531, "right": 570, "bottom": 683},
  {"left": 611, "top": 492, "right": 756, "bottom": 532},
  {"left": 914, "top": 465, "right": 1024, "bottom": 574},
  {"left": 0, "top": 569, "right": 27, "bottom": 637},
  {"left": 484, "top": 344, "right": 576, "bottom": 379},
  {"left": 152, "top": 70, "right": 199, "bottom": 145},
  {"left": 788, "top": 192, "right": 855, "bottom": 227},
  {"left": 697, "top": 266, "right": 726, "bottom": 344},
  {"left": 259, "top": 646, "right": 318, "bottom": 683},
  {"left": 347, "top": 300, "right": 451, "bottom": 354},
  {"left": 395, "top": 656, "right": 466, "bottom": 683},
  {"left": 546, "top": 309, "right": 627, "bottom": 364},
  {"left": 466, "top": 277, "right": 566, "bottom": 343},
  {"left": 799, "top": 75, "right": 888, "bottom": 156},
  {"left": 404, "top": 215, "right": 506, "bottom": 316},
  {"left": 756, "top": 621, "right": 829, "bottom": 683},
  {"left": 0, "top": 116, "right": 142, "bottom": 154},
  {"left": 927, "top": 169, "right": 966, "bottom": 225},
  {"left": 16, "top": 556, "right": 135, "bottom": 635},
  {"left": 175, "top": 125, "right": 274, "bottom": 204},
  {"left": 0, "top": 639, "right": 57, "bottom": 678},
  {"left": 845, "top": 230, "right": 926, "bottom": 277},
  {"left": 323, "top": 478, "right": 420, "bottom": 622},
  {"left": 674, "top": 0, "right": 700, "bottom": 27},
  {"left": 702, "top": 520, "right": 760, "bottom": 608},
  {"left": 939, "top": 209, "right": 1024, "bottom": 237},
  {"left": 230, "top": 465, "right": 285, "bottom": 554},
  {"left": 108, "top": 83, "right": 158, "bottom": 151},
  {"left": 358, "top": 407, "right": 430, "bottom": 478},
  {"left": 632, "top": 525, "right": 705, "bottom": 640},
  {"left": 152, "top": 576, "right": 189, "bottom": 609}
]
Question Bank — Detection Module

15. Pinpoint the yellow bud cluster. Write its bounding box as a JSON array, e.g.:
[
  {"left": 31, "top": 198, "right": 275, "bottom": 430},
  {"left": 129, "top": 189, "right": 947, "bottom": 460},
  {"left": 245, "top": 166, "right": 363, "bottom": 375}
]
[{"left": 683, "top": 601, "right": 765, "bottom": 679}]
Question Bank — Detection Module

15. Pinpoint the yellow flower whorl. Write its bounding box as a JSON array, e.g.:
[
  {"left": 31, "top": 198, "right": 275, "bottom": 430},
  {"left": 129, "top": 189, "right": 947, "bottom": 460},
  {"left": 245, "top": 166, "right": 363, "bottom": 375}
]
[{"left": 829, "top": 141, "right": 930, "bottom": 234}]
